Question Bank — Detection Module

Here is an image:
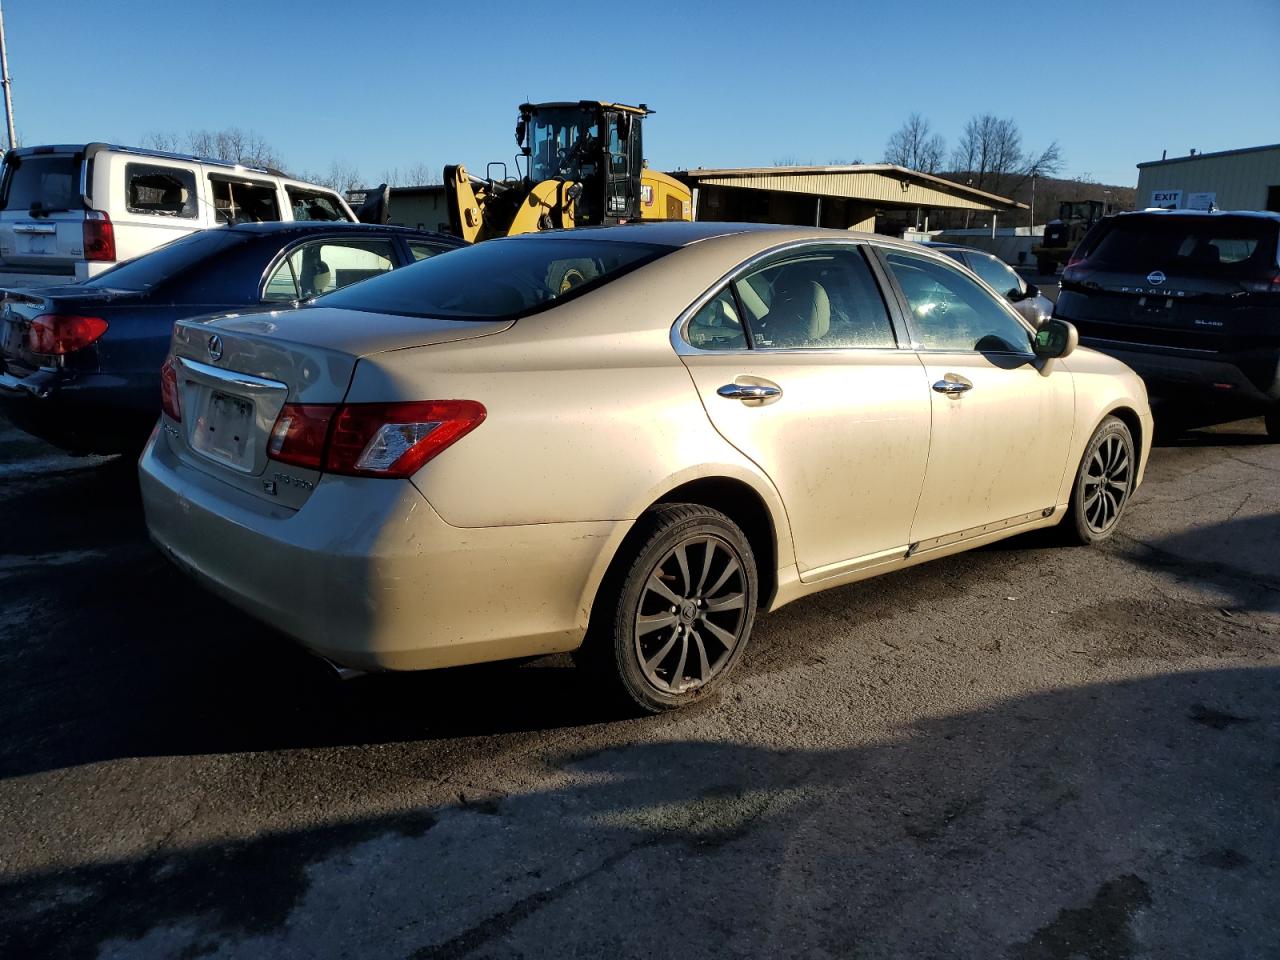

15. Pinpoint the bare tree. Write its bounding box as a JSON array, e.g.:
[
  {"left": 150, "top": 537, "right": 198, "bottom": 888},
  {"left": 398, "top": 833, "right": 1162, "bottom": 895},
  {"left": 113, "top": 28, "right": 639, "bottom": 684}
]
[
  {"left": 142, "top": 128, "right": 282, "bottom": 170},
  {"left": 883, "top": 114, "right": 945, "bottom": 173},
  {"left": 949, "top": 114, "right": 1062, "bottom": 197},
  {"left": 294, "top": 160, "right": 365, "bottom": 193},
  {"left": 381, "top": 162, "right": 439, "bottom": 187}
]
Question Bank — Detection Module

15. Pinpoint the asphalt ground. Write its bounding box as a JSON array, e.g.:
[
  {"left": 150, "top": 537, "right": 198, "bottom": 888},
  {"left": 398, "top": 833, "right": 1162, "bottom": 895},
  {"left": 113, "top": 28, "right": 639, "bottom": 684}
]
[{"left": 0, "top": 410, "right": 1277, "bottom": 959}]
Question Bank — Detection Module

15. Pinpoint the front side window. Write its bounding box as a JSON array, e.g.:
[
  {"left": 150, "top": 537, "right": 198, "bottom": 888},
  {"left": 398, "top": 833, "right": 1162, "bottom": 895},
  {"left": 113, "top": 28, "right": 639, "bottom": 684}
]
[
  {"left": 734, "top": 246, "right": 897, "bottom": 350},
  {"left": 316, "top": 236, "right": 670, "bottom": 321},
  {"left": 884, "top": 250, "right": 1031, "bottom": 354},
  {"left": 965, "top": 252, "right": 1023, "bottom": 299},
  {"left": 263, "top": 239, "right": 397, "bottom": 301},
  {"left": 286, "top": 186, "right": 349, "bottom": 222},
  {"left": 126, "top": 163, "right": 197, "bottom": 218},
  {"left": 209, "top": 177, "right": 281, "bottom": 224}
]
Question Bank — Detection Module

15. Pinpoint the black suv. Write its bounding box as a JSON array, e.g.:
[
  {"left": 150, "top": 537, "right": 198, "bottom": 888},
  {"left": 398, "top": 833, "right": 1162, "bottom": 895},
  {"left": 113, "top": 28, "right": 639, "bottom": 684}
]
[{"left": 1054, "top": 210, "right": 1280, "bottom": 438}]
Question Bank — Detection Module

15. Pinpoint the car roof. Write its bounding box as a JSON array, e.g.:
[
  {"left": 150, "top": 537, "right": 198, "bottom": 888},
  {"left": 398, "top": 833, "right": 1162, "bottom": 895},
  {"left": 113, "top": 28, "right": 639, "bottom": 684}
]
[
  {"left": 221, "top": 222, "right": 464, "bottom": 244},
  {"left": 1121, "top": 209, "right": 1280, "bottom": 222}
]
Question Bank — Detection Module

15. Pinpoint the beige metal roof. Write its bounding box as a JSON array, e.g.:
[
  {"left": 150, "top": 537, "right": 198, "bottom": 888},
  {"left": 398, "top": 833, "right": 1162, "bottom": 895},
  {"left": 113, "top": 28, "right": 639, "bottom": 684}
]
[{"left": 676, "top": 164, "right": 1026, "bottom": 212}]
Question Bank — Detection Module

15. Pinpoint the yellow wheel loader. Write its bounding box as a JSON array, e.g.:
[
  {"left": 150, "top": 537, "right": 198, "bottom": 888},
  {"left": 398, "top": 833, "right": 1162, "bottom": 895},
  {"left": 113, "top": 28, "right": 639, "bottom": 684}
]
[{"left": 445, "top": 101, "right": 691, "bottom": 243}]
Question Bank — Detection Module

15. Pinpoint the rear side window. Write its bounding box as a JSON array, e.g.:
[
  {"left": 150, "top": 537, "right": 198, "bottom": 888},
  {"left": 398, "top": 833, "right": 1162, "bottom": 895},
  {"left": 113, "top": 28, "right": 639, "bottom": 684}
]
[
  {"left": 734, "top": 247, "right": 896, "bottom": 349},
  {"left": 316, "top": 236, "right": 671, "bottom": 320},
  {"left": 209, "top": 176, "right": 281, "bottom": 224},
  {"left": 286, "top": 186, "right": 349, "bottom": 222},
  {"left": 1, "top": 154, "right": 80, "bottom": 212},
  {"left": 263, "top": 239, "right": 397, "bottom": 301},
  {"left": 126, "top": 163, "right": 197, "bottom": 218},
  {"left": 1081, "top": 215, "right": 1279, "bottom": 278}
]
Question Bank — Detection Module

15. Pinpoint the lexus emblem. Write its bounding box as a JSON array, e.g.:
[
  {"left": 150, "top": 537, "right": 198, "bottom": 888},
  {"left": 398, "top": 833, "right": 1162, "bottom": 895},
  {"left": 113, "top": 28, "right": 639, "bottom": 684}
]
[
  {"left": 1146, "top": 270, "right": 1166, "bottom": 286},
  {"left": 207, "top": 334, "right": 223, "bottom": 362}
]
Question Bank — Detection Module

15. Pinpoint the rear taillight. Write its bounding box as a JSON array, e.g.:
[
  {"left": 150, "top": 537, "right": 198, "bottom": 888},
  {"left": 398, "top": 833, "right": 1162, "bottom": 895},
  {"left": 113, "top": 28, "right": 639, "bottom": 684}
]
[
  {"left": 1241, "top": 269, "right": 1280, "bottom": 294},
  {"left": 28, "top": 313, "right": 108, "bottom": 355},
  {"left": 268, "top": 403, "right": 336, "bottom": 470},
  {"left": 83, "top": 211, "right": 116, "bottom": 262},
  {"left": 267, "top": 400, "right": 486, "bottom": 478},
  {"left": 160, "top": 356, "right": 182, "bottom": 422}
]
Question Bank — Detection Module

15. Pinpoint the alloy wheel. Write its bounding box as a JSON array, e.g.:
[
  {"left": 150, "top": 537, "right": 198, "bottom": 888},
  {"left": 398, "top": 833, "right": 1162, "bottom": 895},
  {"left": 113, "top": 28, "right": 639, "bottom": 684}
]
[
  {"left": 634, "top": 535, "right": 747, "bottom": 694},
  {"left": 1082, "top": 434, "right": 1132, "bottom": 534}
]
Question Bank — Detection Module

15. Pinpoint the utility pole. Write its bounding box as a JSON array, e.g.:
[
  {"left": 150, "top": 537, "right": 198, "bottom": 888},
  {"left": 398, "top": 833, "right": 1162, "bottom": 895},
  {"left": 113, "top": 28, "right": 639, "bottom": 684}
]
[
  {"left": 1030, "top": 173, "right": 1036, "bottom": 234},
  {"left": 0, "top": 2, "right": 14, "bottom": 151}
]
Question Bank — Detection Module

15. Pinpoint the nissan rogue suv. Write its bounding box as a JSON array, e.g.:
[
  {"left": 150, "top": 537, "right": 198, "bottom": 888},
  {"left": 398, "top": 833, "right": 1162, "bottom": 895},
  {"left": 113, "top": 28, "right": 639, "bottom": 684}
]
[{"left": 1054, "top": 209, "right": 1280, "bottom": 439}]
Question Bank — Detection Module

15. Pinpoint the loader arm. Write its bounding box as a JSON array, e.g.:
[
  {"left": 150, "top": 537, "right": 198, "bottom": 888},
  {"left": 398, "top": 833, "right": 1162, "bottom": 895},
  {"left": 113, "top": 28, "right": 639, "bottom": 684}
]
[{"left": 445, "top": 164, "right": 581, "bottom": 242}]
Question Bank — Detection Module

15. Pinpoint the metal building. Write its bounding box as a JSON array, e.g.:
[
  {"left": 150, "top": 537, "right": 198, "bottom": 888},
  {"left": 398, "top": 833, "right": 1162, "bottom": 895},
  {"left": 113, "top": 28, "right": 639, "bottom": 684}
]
[
  {"left": 674, "top": 164, "right": 1024, "bottom": 234},
  {"left": 1135, "top": 144, "right": 1280, "bottom": 212}
]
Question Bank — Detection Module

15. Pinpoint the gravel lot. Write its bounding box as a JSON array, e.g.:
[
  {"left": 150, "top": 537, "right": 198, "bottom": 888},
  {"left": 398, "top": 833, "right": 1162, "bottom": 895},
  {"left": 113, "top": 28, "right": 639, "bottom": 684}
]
[{"left": 1, "top": 411, "right": 1276, "bottom": 959}]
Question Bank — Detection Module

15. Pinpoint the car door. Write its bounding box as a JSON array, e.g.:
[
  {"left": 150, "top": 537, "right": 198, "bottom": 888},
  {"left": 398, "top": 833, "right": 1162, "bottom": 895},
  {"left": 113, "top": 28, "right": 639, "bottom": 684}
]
[
  {"left": 877, "top": 246, "right": 1076, "bottom": 547},
  {"left": 677, "top": 243, "right": 932, "bottom": 579}
]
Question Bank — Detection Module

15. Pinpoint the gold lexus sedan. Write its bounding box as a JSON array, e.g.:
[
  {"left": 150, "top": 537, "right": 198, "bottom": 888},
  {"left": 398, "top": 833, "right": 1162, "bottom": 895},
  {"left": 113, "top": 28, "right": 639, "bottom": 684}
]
[{"left": 139, "top": 223, "right": 1151, "bottom": 711}]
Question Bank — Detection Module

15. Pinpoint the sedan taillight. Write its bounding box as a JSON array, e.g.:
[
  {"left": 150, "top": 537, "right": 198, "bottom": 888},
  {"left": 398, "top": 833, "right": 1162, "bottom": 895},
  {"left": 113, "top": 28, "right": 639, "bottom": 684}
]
[
  {"left": 160, "top": 357, "right": 182, "bottom": 421},
  {"left": 268, "top": 400, "right": 486, "bottom": 478},
  {"left": 28, "top": 313, "right": 108, "bottom": 355}
]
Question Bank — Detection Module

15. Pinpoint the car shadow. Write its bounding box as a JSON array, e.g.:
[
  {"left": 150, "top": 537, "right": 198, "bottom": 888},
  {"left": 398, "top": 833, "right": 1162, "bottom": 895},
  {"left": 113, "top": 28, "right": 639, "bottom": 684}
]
[
  {"left": 1152, "top": 414, "right": 1272, "bottom": 448},
  {"left": 2, "top": 666, "right": 1276, "bottom": 958}
]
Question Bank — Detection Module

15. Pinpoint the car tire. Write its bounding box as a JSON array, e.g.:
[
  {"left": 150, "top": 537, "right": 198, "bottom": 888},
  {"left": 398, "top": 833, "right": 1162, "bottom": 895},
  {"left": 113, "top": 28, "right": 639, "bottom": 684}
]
[
  {"left": 1060, "top": 416, "right": 1136, "bottom": 546},
  {"left": 1265, "top": 408, "right": 1280, "bottom": 442},
  {"left": 580, "top": 503, "right": 758, "bottom": 713}
]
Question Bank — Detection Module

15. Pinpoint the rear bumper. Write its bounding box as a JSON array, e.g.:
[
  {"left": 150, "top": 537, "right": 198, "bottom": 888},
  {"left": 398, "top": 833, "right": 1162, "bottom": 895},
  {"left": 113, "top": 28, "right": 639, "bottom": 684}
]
[
  {"left": 138, "top": 431, "right": 623, "bottom": 672},
  {"left": 0, "top": 370, "right": 156, "bottom": 453},
  {"left": 1079, "top": 339, "right": 1280, "bottom": 409}
]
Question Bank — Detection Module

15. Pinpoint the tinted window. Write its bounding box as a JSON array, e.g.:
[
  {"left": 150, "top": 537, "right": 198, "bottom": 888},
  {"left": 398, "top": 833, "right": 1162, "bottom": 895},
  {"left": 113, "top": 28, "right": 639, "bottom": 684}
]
[
  {"left": 1, "top": 155, "right": 79, "bottom": 212},
  {"left": 317, "top": 236, "right": 670, "bottom": 320},
  {"left": 82, "top": 230, "right": 250, "bottom": 292},
  {"left": 263, "top": 239, "right": 397, "bottom": 301},
  {"left": 885, "top": 250, "right": 1031, "bottom": 354},
  {"left": 408, "top": 241, "right": 448, "bottom": 261},
  {"left": 686, "top": 288, "right": 748, "bottom": 350},
  {"left": 737, "top": 247, "right": 896, "bottom": 349},
  {"left": 209, "top": 177, "right": 281, "bottom": 224},
  {"left": 126, "top": 163, "right": 197, "bottom": 219},
  {"left": 1081, "top": 215, "right": 1279, "bottom": 278},
  {"left": 965, "top": 252, "right": 1023, "bottom": 298}
]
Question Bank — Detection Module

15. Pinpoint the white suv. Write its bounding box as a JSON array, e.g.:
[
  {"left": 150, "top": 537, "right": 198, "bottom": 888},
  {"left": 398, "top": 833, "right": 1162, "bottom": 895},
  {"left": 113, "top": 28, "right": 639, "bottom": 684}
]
[{"left": 0, "top": 143, "right": 358, "bottom": 288}]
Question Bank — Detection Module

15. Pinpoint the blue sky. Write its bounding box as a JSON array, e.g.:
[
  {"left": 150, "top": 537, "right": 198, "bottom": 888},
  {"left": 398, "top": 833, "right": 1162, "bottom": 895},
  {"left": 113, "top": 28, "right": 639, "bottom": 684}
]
[{"left": 12, "top": 0, "right": 1280, "bottom": 187}]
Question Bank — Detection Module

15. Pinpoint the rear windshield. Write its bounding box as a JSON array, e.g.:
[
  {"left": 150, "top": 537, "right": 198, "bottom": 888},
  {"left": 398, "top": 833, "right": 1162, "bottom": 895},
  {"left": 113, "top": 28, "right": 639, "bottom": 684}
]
[
  {"left": 1082, "top": 215, "right": 1279, "bottom": 278},
  {"left": 315, "top": 235, "right": 672, "bottom": 320},
  {"left": 82, "top": 229, "right": 250, "bottom": 292},
  {"left": 1, "top": 154, "right": 81, "bottom": 213}
]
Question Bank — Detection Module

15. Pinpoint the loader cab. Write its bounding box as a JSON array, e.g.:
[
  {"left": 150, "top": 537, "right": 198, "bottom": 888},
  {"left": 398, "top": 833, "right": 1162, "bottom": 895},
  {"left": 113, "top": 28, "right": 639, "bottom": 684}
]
[{"left": 518, "top": 101, "right": 647, "bottom": 226}]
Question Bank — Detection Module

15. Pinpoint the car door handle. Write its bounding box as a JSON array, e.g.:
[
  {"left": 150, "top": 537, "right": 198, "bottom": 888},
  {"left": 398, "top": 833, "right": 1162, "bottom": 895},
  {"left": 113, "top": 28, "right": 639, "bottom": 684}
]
[
  {"left": 717, "top": 383, "right": 782, "bottom": 401},
  {"left": 932, "top": 376, "right": 973, "bottom": 396}
]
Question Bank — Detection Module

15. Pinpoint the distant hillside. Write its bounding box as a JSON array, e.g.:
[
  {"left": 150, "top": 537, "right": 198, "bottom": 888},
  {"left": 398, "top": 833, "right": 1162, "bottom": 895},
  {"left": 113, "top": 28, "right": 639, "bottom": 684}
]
[{"left": 937, "top": 173, "right": 1136, "bottom": 227}]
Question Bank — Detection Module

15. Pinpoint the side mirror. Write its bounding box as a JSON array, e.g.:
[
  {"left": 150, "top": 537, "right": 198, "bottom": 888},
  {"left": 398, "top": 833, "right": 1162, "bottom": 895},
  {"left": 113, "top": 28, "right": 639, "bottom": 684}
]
[
  {"left": 1024, "top": 282, "right": 1040, "bottom": 298},
  {"left": 1006, "top": 286, "right": 1025, "bottom": 302},
  {"left": 1033, "top": 318, "right": 1078, "bottom": 359}
]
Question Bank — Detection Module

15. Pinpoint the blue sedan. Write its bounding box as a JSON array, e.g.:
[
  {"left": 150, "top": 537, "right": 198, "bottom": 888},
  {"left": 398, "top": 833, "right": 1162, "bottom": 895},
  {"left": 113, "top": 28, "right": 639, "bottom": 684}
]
[{"left": 0, "top": 222, "right": 464, "bottom": 453}]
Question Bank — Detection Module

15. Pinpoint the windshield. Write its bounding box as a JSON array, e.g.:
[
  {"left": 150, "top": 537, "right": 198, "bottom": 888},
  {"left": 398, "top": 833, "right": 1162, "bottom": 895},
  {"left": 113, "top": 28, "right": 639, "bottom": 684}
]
[
  {"left": 529, "top": 107, "right": 601, "bottom": 183},
  {"left": 1, "top": 154, "right": 81, "bottom": 212},
  {"left": 1082, "top": 215, "right": 1279, "bottom": 279},
  {"left": 82, "top": 229, "right": 251, "bottom": 291},
  {"left": 315, "top": 235, "right": 672, "bottom": 320}
]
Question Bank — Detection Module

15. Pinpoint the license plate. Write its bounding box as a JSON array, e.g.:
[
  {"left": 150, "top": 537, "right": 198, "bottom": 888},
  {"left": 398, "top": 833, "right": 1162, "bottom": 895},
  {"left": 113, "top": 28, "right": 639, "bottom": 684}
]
[{"left": 191, "top": 391, "right": 254, "bottom": 468}]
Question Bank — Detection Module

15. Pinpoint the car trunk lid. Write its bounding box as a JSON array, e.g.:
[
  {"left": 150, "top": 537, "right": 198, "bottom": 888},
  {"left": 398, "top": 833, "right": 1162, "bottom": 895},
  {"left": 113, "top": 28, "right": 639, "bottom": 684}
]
[{"left": 163, "top": 306, "right": 513, "bottom": 508}]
